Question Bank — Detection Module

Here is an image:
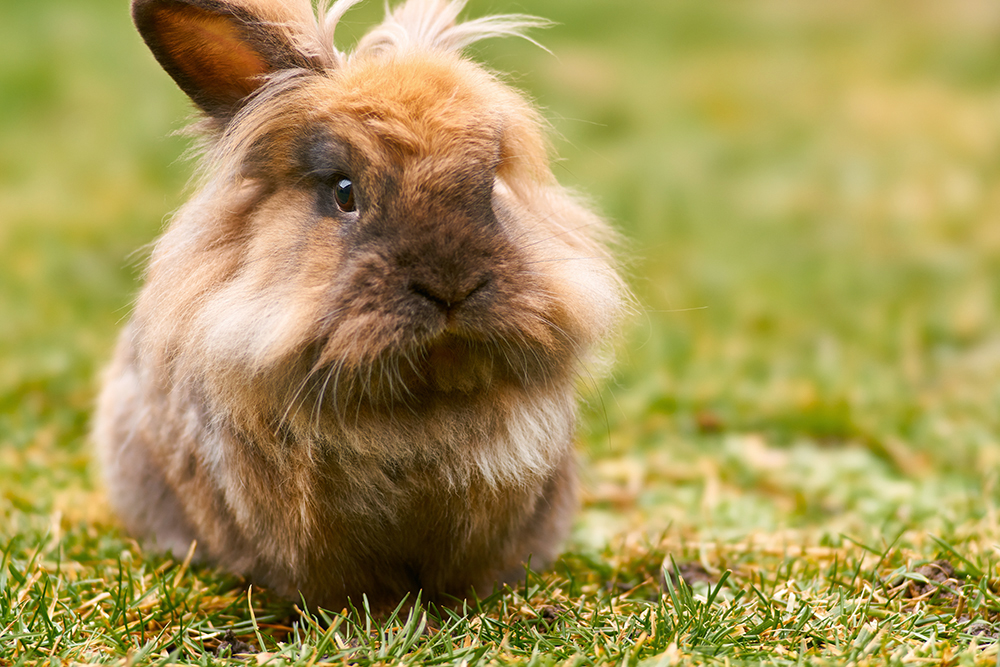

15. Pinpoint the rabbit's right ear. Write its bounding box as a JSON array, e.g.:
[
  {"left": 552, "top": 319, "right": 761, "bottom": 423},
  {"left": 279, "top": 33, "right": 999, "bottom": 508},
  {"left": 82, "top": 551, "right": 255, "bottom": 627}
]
[{"left": 132, "top": 0, "right": 319, "bottom": 119}]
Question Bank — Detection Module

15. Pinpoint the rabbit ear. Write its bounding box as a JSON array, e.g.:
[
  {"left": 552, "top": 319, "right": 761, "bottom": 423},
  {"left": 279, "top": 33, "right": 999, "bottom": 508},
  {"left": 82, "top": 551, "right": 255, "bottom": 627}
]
[{"left": 132, "top": 0, "right": 319, "bottom": 119}]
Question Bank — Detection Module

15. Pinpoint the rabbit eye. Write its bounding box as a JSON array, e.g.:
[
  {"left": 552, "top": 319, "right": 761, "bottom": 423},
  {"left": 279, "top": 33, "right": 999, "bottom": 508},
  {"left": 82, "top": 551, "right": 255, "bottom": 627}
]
[{"left": 334, "top": 177, "right": 356, "bottom": 212}]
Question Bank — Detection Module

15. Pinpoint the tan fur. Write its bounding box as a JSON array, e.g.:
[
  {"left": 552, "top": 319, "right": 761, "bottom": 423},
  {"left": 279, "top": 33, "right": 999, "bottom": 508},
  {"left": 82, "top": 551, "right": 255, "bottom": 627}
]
[{"left": 96, "top": 0, "right": 624, "bottom": 611}]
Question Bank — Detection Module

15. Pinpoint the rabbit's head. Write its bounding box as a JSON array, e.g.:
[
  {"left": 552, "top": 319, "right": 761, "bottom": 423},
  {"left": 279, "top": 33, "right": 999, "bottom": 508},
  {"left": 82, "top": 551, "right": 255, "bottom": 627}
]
[{"left": 131, "top": 0, "right": 624, "bottom": 431}]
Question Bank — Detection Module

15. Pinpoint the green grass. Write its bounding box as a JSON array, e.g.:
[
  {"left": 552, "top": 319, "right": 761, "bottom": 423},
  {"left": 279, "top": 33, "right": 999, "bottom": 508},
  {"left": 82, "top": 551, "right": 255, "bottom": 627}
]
[{"left": 4, "top": 0, "right": 1000, "bottom": 663}]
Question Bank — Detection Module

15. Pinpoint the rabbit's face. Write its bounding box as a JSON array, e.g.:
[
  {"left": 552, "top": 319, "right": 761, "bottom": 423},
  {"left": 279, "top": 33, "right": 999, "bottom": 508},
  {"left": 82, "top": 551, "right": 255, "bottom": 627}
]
[{"left": 156, "top": 51, "right": 619, "bottom": 413}]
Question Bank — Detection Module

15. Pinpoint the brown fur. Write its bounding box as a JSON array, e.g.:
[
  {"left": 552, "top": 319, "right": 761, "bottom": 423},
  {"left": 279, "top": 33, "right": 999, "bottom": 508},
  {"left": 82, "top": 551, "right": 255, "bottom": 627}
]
[{"left": 96, "top": 0, "right": 624, "bottom": 611}]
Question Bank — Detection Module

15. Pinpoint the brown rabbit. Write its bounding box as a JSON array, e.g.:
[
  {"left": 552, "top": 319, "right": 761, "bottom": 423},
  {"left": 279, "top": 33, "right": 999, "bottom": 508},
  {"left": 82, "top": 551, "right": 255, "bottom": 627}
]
[{"left": 96, "top": 0, "right": 624, "bottom": 611}]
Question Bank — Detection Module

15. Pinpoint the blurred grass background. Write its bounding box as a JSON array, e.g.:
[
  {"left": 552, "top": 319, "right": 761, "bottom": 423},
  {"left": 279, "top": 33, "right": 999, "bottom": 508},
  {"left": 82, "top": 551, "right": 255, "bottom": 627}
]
[{"left": 3, "top": 0, "right": 1000, "bottom": 561}]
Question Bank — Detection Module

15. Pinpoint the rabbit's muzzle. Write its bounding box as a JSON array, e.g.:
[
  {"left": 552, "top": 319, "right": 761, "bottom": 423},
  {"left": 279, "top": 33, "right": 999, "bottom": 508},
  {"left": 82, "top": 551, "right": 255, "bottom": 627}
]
[
  {"left": 390, "top": 215, "right": 502, "bottom": 329},
  {"left": 314, "top": 195, "right": 564, "bottom": 403}
]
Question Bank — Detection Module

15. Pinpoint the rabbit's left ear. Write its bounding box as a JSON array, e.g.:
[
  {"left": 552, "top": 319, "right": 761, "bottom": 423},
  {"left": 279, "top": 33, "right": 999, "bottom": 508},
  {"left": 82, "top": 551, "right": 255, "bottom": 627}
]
[{"left": 132, "top": 0, "right": 318, "bottom": 119}]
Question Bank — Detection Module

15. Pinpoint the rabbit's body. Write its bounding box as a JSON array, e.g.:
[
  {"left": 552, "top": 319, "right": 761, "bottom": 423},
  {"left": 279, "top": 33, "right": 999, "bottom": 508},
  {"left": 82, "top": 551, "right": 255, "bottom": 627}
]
[{"left": 97, "top": 0, "right": 622, "bottom": 610}]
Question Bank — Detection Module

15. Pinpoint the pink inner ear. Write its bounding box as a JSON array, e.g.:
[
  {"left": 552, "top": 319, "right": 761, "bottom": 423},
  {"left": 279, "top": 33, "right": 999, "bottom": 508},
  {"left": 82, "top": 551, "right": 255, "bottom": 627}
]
[{"left": 155, "top": 5, "right": 272, "bottom": 107}]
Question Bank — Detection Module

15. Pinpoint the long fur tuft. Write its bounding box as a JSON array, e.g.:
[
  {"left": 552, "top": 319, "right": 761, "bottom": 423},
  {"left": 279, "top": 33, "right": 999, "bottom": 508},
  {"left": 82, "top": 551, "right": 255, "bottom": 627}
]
[
  {"left": 355, "top": 0, "right": 552, "bottom": 56},
  {"left": 279, "top": 0, "right": 551, "bottom": 72}
]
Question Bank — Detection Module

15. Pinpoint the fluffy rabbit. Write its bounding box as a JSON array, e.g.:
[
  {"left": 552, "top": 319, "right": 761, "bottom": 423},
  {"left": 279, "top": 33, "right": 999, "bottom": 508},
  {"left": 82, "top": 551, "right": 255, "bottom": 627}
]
[{"left": 96, "top": 0, "right": 624, "bottom": 611}]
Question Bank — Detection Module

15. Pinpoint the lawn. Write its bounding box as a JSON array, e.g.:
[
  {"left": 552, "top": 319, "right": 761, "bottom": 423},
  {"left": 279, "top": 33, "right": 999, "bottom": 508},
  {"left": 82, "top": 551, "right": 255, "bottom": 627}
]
[{"left": 3, "top": 0, "right": 1000, "bottom": 664}]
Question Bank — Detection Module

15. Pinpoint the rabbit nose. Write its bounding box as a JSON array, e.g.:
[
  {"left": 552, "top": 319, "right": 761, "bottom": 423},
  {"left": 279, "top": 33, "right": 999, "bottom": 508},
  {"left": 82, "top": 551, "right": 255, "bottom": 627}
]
[{"left": 409, "top": 277, "right": 489, "bottom": 312}]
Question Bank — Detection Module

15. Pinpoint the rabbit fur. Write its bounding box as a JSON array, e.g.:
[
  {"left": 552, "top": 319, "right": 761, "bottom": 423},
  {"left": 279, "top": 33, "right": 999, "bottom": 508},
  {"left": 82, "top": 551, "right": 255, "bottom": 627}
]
[{"left": 96, "top": 0, "right": 624, "bottom": 611}]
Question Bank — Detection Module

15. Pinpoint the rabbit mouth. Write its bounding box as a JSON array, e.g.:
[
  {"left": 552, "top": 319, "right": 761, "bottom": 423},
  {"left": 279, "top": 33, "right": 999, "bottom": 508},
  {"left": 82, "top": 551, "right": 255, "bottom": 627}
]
[
  {"left": 379, "top": 334, "right": 518, "bottom": 399},
  {"left": 306, "top": 327, "right": 568, "bottom": 413},
  {"left": 421, "top": 334, "right": 495, "bottom": 394}
]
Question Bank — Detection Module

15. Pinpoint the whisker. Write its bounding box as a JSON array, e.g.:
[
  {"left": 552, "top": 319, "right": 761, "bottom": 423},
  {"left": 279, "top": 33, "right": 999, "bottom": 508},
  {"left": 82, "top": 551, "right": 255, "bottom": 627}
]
[{"left": 523, "top": 256, "right": 605, "bottom": 265}]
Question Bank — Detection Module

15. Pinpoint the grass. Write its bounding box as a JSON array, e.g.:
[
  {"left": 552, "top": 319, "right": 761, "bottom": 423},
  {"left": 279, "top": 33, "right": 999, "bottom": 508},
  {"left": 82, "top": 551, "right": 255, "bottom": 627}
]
[{"left": 3, "top": 0, "right": 1000, "bottom": 663}]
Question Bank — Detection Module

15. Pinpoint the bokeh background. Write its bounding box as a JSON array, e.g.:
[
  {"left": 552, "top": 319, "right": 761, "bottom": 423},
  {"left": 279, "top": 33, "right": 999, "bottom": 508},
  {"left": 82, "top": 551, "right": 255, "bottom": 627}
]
[{"left": 3, "top": 0, "right": 1000, "bottom": 550}]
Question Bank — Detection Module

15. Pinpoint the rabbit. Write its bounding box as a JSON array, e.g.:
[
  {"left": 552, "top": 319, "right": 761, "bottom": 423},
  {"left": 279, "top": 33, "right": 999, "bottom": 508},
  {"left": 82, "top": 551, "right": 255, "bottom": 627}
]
[{"left": 95, "top": 0, "right": 625, "bottom": 612}]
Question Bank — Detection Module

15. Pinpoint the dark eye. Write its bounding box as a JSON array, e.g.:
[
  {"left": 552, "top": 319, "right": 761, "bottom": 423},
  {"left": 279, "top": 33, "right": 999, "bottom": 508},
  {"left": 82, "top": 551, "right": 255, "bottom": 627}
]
[{"left": 334, "top": 177, "right": 355, "bottom": 212}]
